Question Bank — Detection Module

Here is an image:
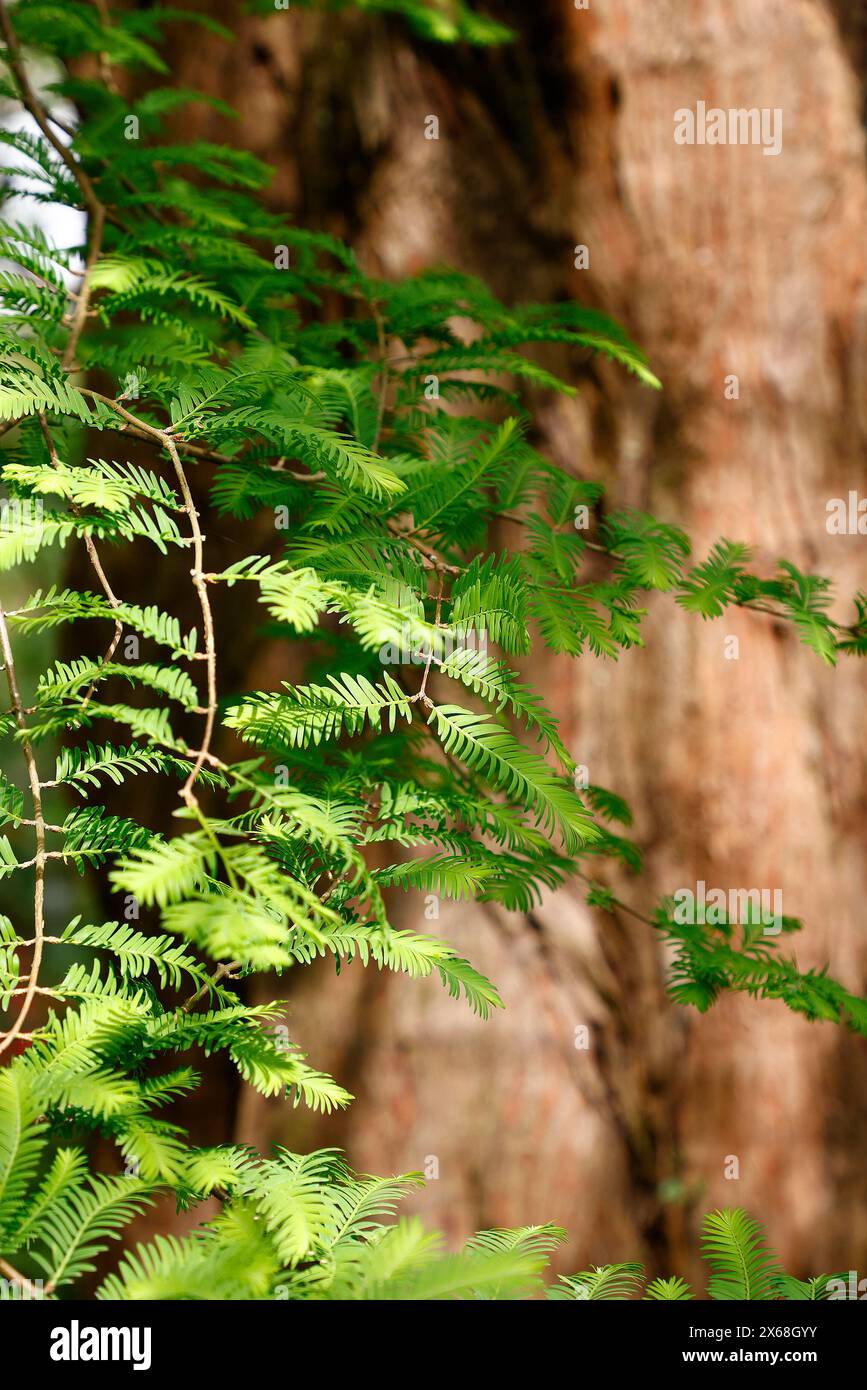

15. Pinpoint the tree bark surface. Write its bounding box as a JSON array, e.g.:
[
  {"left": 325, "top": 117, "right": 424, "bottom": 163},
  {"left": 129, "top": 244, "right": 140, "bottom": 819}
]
[{"left": 124, "top": 0, "right": 867, "bottom": 1281}]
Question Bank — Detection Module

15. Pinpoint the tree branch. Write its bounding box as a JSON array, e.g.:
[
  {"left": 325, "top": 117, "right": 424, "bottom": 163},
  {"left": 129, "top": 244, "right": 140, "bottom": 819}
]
[
  {"left": 0, "top": 609, "right": 46, "bottom": 1057},
  {"left": 0, "top": 1256, "right": 44, "bottom": 1298},
  {"left": 164, "top": 437, "right": 217, "bottom": 803},
  {"left": 0, "top": 0, "right": 101, "bottom": 219},
  {"left": 38, "top": 415, "right": 123, "bottom": 708}
]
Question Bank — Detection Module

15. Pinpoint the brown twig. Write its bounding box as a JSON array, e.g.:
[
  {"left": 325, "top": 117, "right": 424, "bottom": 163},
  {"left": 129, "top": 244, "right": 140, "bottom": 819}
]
[
  {"left": 181, "top": 959, "right": 242, "bottom": 1012},
  {"left": 371, "top": 301, "right": 389, "bottom": 453},
  {"left": 164, "top": 437, "right": 217, "bottom": 803},
  {"left": 387, "top": 521, "right": 462, "bottom": 575},
  {"left": 62, "top": 202, "right": 105, "bottom": 371},
  {"left": 0, "top": 1256, "right": 44, "bottom": 1298},
  {"left": 92, "top": 0, "right": 120, "bottom": 96},
  {"left": 38, "top": 415, "right": 123, "bottom": 708},
  {"left": 0, "top": 609, "right": 45, "bottom": 1057},
  {"left": 417, "top": 571, "right": 445, "bottom": 708},
  {"left": 77, "top": 389, "right": 234, "bottom": 465},
  {"left": 0, "top": 0, "right": 101, "bottom": 219}
]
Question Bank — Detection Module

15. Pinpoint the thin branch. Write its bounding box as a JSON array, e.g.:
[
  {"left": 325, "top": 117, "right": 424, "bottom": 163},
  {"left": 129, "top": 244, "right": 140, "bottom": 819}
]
[
  {"left": 77, "top": 390, "right": 233, "bottom": 464},
  {"left": 371, "top": 301, "right": 388, "bottom": 453},
  {"left": 4, "top": 986, "right": 62, "bottom": 999},
  {"left": 0, "top": 608, "right": 46, "bottom": 1057},
  {"left": 38, "top": 415, "right": 123, "bottom": 708},
  {"left": 9, "top": 851, "right": 76, "bottom": 870},
  {"left": 181, "top": 959, "right": 242, "bottom": 1012},
  {"left": 92, "top": 0, "right": 120, "bottom": 96},
  {"left": 0, "top": 0, "right": 101, "bottom": 218},
  {"left": 575, "top": 868, "right": 659, "bottom": 931},
  {"left": 736, "top": 597, "right": 858, "bottom": 638},
  {"left": 417, "top": 571, "right": 445, "bottom": 708},
  {"left": 62, "top": 201, "right": 105, "bottom": 372},
  {"left": 0, "top": 1256, "right": 44, "bottom": 1299},
  {"left": 77, "top": 389, "right": 166, "bottom": 439},
  {"left": 164, "top": 437, "right": 217, "bottom": 803},
  {"left": 2, "top": 819, "right": 64, "bottom": 832},
  {"left": 387, "top": 521, "right": 462, "bottom": 575}
]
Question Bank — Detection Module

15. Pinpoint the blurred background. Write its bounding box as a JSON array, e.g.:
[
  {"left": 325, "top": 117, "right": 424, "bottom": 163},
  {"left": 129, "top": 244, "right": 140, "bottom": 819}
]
[{"left": 9, "top": 0, "right": 867, "bottom": 1286}]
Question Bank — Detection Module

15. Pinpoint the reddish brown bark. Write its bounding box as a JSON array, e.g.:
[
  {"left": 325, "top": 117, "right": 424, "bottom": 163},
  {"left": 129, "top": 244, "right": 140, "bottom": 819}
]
[{"left": 119, "top": 0, "right": 867, "bottom": 1282}]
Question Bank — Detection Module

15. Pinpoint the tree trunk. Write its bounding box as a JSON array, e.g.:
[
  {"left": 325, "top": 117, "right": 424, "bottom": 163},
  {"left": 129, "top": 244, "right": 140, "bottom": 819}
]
[{"left": 118, "top": 0, "right": 867, "bottom": 1282}]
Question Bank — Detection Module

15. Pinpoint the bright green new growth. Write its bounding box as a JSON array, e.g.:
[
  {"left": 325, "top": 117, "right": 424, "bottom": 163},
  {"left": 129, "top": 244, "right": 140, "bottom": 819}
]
[
  {"left": 0, "top": 1073, "right": 843, "bottom": 1300},
  {"left": 549, "top": 1208, "right": 842, "bottom": 1303},
  {"left": 0, "top": 0, "right": 865, "bottom": 1297}
]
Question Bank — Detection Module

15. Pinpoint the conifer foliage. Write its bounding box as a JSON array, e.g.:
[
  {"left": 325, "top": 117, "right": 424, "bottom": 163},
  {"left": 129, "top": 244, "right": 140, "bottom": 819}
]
[{"left": 0, "top": 1, "right": 864, "bottom": 1298}]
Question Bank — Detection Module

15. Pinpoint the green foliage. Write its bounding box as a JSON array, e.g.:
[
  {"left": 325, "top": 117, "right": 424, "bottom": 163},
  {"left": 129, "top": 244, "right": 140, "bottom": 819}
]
[
  {"left": 0, "top": 0, "right": 864, "bottom": 1301},
  {"left": 247, "top": 0, "right": 515, "bottom": 48},
  {"left": 701, "top": 1208, "right": 783, "bottom": 1301},
  {"left": 549, "top": 1262, "right": 645, "bottom": 1301},
  {"left": 0, "top": 1081, "right": 845, "bottom": 1303},
  {"left": 549, "top": 1209, "right": 840, "bottom": 1304}
]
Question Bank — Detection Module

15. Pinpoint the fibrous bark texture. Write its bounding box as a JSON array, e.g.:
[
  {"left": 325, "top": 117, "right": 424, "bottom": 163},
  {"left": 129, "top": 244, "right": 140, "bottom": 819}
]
[{"left": 157, "top": 0, "right": 866, "bottom": 1281}]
